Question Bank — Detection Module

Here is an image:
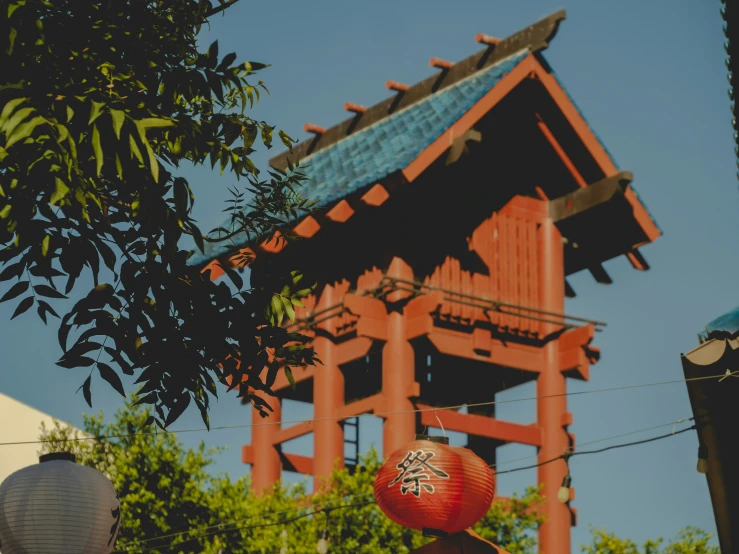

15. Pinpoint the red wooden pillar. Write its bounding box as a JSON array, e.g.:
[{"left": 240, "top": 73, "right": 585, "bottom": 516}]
[
  {"left": 251, "top": 393, "right": 282, "bottom": 493},
  {"left": 536, "top": 215, "right": 570, "bottom": 554},
  {"left": 313, "top": 283, "right": 345, "bottom": 487},
  {"left": 382, "top": 258, "right": 418, "bottom": 456}
]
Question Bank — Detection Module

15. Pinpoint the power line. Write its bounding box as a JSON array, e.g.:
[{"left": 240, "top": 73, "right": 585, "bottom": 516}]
[
  {"left": 0, "top": 373, "right": 723, "bottom": 448},
  {"left": 493, "top": 425, "right": 696, "bottom": 475},
  {"left": 111, "top": 421, "right": 697, "bottom": 552},
  {"left": 488, "top": 415, "right": 693, "bottom": 471},
  {"left": 114, "top": 501, "right": 377, "bottom": 553}
]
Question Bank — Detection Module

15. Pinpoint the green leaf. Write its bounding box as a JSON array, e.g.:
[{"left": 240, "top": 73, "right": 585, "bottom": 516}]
[
  {"left": 34, "top": 284, "right": 67, "bottom": 299},
  {"left": 189, "top": 222, "right": 204, "bottom": 254},
  {"left": 139, "top": 118, "right": 174, "bottom": 129},
  {"left": 41, "top": 235, "right": 50, "bottom": 256},
  {"left": 216, "top": 52, "right": 237, "bottom": 72},
  {"left": 280, "top": 295, "right": 295, "bottom": 322},
  {"left": 98, "top": 363, "right": 125, "bottom": 396},
  {"left": 80, "top": 375, "right": 92, "bottom": 407},
  {"left": 11, "top": 296, "right": 34, "bottom": 319},
  {"left": 173, "top": 178, "right": 188, "bottom": 217},
  {"left": 0, "top": 104, "right": 31, "bottom": 136},
  {"left": 0, "top": 97, "right": 26, "bottom": 128},
  {"left": 284, "top": 366, "right": 296, "bottom": 389},
  {"left": 7, "top": 3, "right": 22, "bottom": 19},
  {"left": 129, "top": 134, "right": 143, "bottom": 163},
  {"left": 0, "top": 204, "right": 11, "bottom": 219},
  {"left": 88, "top": 101, "right": 104, "bottom": 125},
  {"left": 115, "top": 153, "right": 123, "bottom": 179},
  {"left": 0, "top": 262, "right": 23, "bottom": 282},
  {"left": 0, "top": 280, "right": 29, "bottom": 303},
  {"left": 66, "top": 105, "right": 74, "bottom": 123},
  {"left": 92, "top": 124, "right": 103, "bottom": 176},
  {"left": 50, "top": 177, "right": 69, "bottom": 205},
  {"left": 110, "top": 109, "right": 125, "bottom": 139},
  {"left": 271, "top": 294, "right": 283, "bottom": 326},
  {"left": 5, "top": 115, "right": 46, "bottom": 149}
]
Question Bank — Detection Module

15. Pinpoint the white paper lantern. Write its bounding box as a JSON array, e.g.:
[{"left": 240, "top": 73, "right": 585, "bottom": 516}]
[{"left": 0, "top": 452, "right": 121, "bottom": 554}]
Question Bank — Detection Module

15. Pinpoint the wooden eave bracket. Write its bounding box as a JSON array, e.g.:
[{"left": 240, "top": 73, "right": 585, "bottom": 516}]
[
  {"left": 360, "top": 183, "right": 390, "bottom": 207},
  {"left": 558, "top": 324, "right": 597, "bottom": 381},
  {"left": 428, "top": 328, "right": 545, "bottom": 372},
  {"left": 344, "top": 293, "right": 388, "bottom": 341},
  {"left": 325, "top": 199, "right": 355, "bottom": 223},
  {"left": 549, "top": 171, "right": 634, "bottom": 223},
  {"left": 404, "top": 291, "right": 444, "bottom": 339},
  {"left": 446, "top": 128, "right": 482, "bottom": 165}
]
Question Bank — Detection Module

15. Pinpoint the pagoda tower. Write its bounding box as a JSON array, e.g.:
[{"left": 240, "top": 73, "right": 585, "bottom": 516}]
[{"left": 194, "top": 11, "right": 661, "bottom": 553}]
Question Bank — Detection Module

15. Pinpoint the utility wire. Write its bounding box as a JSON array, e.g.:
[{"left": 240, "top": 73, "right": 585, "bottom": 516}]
[
  {"left": 0, "top": 373, "right": 724, "bottom": 448},
  {"left": 488, "top": 415, "right": 693, "bottom": 471},
  {"left": 493, "top": 425, "right": 696, "bottom": 474},
  {"left": 114, "top": 501, "right": 377, "bottom": 553},
  {"left": 112, "top": 421, "right": 696, "bottom": 553}
]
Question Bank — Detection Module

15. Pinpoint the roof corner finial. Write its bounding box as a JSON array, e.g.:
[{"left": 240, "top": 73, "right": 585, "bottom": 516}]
[
  {"left": 304, "top": 123, "right": 326, "bottom": 135},
  {"left": 386, "top": 80, "right": 410, "bottom": 93},
  {"left": 429, "top": 57, "right": 454, "bottom": 70},
  {"left": 475, "top": 33, "right": 500, "bottom": 46}
]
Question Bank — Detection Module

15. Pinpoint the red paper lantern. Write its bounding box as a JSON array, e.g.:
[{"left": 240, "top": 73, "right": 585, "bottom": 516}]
[{"left": 374, "top": 435, "right": 495, "bottom": 535}]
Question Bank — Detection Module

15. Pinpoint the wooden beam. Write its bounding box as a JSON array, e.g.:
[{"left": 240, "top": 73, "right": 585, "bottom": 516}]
[
  {"left": 531, "top": 57, "right": 661, "bottom": 243},
  {"left": 344, "top": 102, "right": 367, "bottom": 114},
  {"left": 499, "top": 195, "right": 548, "bottom": 223},
  {"left": 273, "top": 421, "right": 313, "bottom": 445},
  {"left": 588, "top": 264, "right": 612, "bottom": 285},
  {"left": 360, "top": 183, "right": 390, "bottom": 207},
  {"left": 336, "top": 336, "right": 373, "bottom": 365},
  {"left": 427, "top": 329, "right": 544, "bottom": 373},
  {"left": 334, "top": 393, "right": 386, "bottom": 420},
  {"left": 293, "top": 215, "right": 321, "bottom": 238},
  {"left": 430, "top": 57, "right": 454, "bottom": 70},
  {"left": 325, "top": 199, "right": 355, "bottom": 223},
  {"left": 476, "top": 33, "right": 500, "bottom": 46},
  {"left": 419, "top": 404, "right": 542, "bottom": 446},
  {"left": 280, "top": 452, "right": 314, "bottom": 475},
  {"left": 304, "top": 123, "right": 326, "bottom": 135},
  {"left": 386, "top": 80, "right": 410, "bottom": 92},
  {"left": 626, "top": 248, "right": 649, "bottom": 271},
  {"left": 536, "top": 115, "right": 587, "bottom": 188},
  {"left": 402, "top": 54, "right": 536, "bottom": 183}
]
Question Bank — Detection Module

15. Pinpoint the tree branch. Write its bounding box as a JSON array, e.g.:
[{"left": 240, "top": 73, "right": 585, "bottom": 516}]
[{"left": 204, "top": 0, "right": 242, "bottom": 18}]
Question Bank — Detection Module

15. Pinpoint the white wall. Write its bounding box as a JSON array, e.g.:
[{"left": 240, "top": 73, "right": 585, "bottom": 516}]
[{"left": 0, "top": 393, "right": 73, "bottom": 485}]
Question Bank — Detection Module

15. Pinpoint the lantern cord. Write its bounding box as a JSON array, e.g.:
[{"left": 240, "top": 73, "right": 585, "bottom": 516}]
[
  {"left": 110, "top": 419, "right": 698, "bottom": 552},
  {"left": 434, "top": 410, "right": 447, "bottom": 438},
  {"left": 0, "top": 373, "right": 725, "bottom": 448}
]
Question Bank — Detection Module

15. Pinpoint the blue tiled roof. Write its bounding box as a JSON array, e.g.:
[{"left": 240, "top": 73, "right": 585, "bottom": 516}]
[
  {"left": 699, "top": 306, "right": 739, "bottom": 342},
  {"left": 191, "top": 49, "right": 529, "bottom": 266}
]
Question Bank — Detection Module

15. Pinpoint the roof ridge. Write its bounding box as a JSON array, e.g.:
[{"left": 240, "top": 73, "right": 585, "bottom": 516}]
[
  {"left": 294, "top": 49, "right": 531, "bottom": 166},
  {"left": 269, "top": 10, "right": 566, "bottom": 171}
]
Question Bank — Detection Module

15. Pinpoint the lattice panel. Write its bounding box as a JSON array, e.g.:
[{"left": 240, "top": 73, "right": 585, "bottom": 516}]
[{"left": 422, "top": 211, "right": 541, "bottom": 335}]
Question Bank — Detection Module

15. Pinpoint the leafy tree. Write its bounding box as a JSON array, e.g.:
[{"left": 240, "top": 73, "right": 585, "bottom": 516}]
[
  {"left": 39, "top": 397, "right": 544, "bottom": 554},
  {"left": 1, "top": 0, "right": 316, "bottom": 428},
  {"left": 582, "top": 526, "right": 720, "bottom": 554}
]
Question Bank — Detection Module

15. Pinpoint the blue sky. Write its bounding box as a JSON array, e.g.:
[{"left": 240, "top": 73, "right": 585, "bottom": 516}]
[{"left": 0, "top": 0, "right": 736, "bottom": 549}]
